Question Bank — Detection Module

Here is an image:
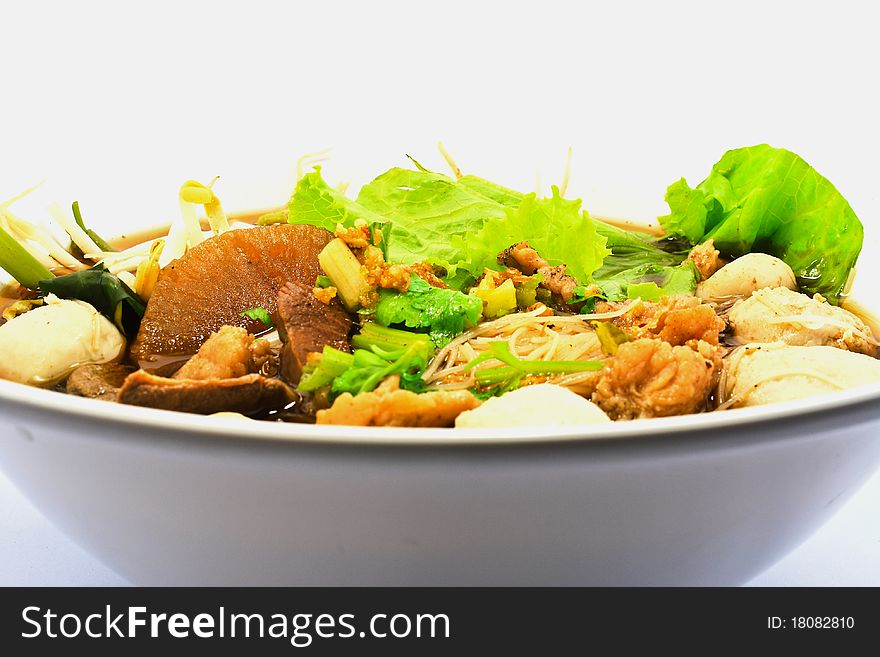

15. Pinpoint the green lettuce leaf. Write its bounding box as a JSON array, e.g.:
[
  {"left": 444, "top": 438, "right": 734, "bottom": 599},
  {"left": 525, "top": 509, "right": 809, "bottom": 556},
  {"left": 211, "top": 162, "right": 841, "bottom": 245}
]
[
  {"left": 598, "top": 261, "right": 699, "bottom": 302},
  {"left": 287, "top": 161, "right": 688, "bottom": 297},
  {"left": 658, "top": 145, "right": 863, "bottom": 303},
  {"left": 288, "top": 166, "right": 385, "bottom": 232},
  {"left": 355, "top": 167, "right": 509, "bottom": 276},
  {"left": 374, "top": 274, "right": 483, "bottom": 346},
  {"left": 592, "top": 221, "right": 688, "bottom": 279},
  {"left": 456, "top": 187, "right": 610, "bottom": 283},
  {"left": 456, "top": 175, "right": 525, "bottom": 206}
]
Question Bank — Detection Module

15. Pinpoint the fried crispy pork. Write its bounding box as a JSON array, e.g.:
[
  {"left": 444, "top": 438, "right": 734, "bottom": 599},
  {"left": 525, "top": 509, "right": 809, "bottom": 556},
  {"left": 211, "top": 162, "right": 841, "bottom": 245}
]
[
  {"left": 592, "top": 338, "right": 720, "bottom": 419},
  {"left": 687, "top": 239, "right": 722, "bottom": 281},
  {"left": 317, "top": 375, "right": 481, "bottom": 427},
  {"left": 600, "top": 295, "right": 726, "bottom": 347},
  {"left": 173, "top": 325, "right": 258, "bottom": 380}
]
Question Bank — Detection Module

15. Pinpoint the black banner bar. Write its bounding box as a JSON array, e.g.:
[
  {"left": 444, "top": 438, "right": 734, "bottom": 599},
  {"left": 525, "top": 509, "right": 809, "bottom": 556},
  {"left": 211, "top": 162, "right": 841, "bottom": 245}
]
[{"left": 1, "top": 587, "right": 875, "bottom": 653}]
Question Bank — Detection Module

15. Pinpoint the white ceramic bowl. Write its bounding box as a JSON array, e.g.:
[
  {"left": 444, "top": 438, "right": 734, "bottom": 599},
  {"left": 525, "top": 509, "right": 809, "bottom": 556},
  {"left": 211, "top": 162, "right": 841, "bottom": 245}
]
[{"left": 1, "top": 375, "right": 879, "bottom": 585}]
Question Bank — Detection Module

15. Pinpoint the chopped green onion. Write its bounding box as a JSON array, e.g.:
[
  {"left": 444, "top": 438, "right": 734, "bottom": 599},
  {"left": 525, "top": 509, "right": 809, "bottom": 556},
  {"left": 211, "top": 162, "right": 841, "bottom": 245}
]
[
  {"left": 240, "top": 306, "right": 274, "bottom": 328},
  {"left": 0, "top": 224, "right": 54, "bottom": 289},
  {"left": 72, "top": 201, "right": 116, "bottom": 253},
  {"left": 465, "top": 341, "right": 604, "bottom": 389}
]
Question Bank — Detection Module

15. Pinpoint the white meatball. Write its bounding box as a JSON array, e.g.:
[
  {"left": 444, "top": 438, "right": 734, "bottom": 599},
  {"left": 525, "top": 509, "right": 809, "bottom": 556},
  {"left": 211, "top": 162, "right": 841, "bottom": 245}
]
[
  {"left": 455, "top": 384, "right": 611, "bottom": 429},
  {"left": 696, "top": 253, "right": 796, "bottom": 300},
  {"left": 0, "top": 295, "right": 125, "bottom": 386},
  {"left": 722, "top": 342, "right": 880, "bottom": 408},
  {"left": 727, "top": 286, "right": 875, "bottom": 355}
]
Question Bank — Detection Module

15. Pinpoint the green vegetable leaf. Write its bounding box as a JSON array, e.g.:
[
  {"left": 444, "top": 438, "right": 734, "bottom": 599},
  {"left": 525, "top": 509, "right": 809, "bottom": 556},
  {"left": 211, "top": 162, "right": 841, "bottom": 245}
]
[
  {"left": 658, "top": 144, "right": 863, "bottom": 303},
  {"left": 298, "top": 329, "right": 432, "bottom": 398},
  {"left": 657, "top": 179, "right": 709, "bottom": 245},
  {"left": 239, "top": 306, "right": 274, "bottom": 328},
  {"left": 592, "top": 220, "right": 687, "bottom": 279},
  {"left": 374, "top": 274, "right": 483, "bottom": 346},
  {"left": 298, "top": 346, "right": 354, "bottom": 392},
  {"left": 355, "top": 167, "right": 509, "bottom": 278},
  {"left": 288, "top": 166, "right": 385, "bottom": 233},
  {"left": 37, "top": 264, "right": 145, "bottom": 338},
  {"left": 456, "top": 175, "right": 525, "bottom": 206},
  {"left": 331, "top": 345, "right": 428, "bottom": 396},
  {"left": 458, "top": 187, "right": 610, "bottom": 284},
  {"left": 598, "top": 261, "right": 698, "bottom": 302}
]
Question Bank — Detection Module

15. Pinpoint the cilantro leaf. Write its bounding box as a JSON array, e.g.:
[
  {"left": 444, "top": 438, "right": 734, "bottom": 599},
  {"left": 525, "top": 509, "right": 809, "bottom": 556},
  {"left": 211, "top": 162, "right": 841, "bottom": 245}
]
[{"left": 374, "top": 275, "right": 483, "bottom": 346}]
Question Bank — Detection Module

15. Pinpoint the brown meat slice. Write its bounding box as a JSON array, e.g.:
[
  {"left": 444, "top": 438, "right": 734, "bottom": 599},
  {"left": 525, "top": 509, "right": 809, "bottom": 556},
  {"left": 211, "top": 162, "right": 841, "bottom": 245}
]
[
  {"left": 66, "top": 363, "right": 136, "bottom": 401},
  {"left": 498, "top": 241, "right": 581, "bottom": 302},
  {"left": 591, "top": 338, "right": 720, "bottom": 419},
  {"left": 118, "top": 370, "right": 297, "bottom": 415},
  {"left": 131, "top": 224, "right": 333, "bottom": 366},
  {"left": 173, "top": 325, "right": 256, "bottom": 380},
  {"left": 276, "top": 280, "right": 352, "bottom": 384},
  {"left": 317, "top": 376, "right": 481, "bottom": 426},
  {"left": 499, "top": 241, "right": 549, "bottom": 274}
]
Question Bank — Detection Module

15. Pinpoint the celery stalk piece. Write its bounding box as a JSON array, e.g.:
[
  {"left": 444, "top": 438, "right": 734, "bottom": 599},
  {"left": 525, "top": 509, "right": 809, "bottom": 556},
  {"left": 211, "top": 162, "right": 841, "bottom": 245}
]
[
  {"left": 318, "top": 238, "right": 371, "bottom": 311},
  {"left": 298, "top": 346, "right": 355, "bottom": 392},
  {"left": 352, "top": 322, "right": 433, "bottom": 359},
  {"left": 0, "top": 224, "right": 54, "bottom": 289}
]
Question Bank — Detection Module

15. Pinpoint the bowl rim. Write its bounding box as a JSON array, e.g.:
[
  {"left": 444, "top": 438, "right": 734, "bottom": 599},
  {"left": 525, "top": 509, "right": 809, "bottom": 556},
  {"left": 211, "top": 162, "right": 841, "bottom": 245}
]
[{"left": 2, "top": 376, "right": 880, "bottom": 449}]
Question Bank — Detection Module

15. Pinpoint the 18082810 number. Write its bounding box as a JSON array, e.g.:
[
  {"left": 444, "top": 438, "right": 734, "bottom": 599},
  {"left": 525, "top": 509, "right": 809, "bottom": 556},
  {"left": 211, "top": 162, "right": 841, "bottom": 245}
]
[
  {"left": 768, "top": 616, "right": 855, "bottom": 630},
  {"left": 792, "top": 617, "right": 855, "bottom": 629}
]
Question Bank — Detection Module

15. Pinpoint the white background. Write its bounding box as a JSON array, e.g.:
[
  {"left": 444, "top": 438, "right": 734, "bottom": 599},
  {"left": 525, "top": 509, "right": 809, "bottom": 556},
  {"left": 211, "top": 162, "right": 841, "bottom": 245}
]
[{"left": 1, "top": 0, "right": 878, "bottom": 584}]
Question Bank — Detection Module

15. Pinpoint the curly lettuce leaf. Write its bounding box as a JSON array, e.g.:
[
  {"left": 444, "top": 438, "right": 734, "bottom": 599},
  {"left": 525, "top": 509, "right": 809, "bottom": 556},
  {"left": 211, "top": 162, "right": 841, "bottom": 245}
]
[
  {"left": 457, "top": 187, "right": 610, "bottom": 283},
  {"left": 355, "top": 167, "right": 508, "bottom": 275},
  {"left": 289, "top": 161, "right": 683, "bottom": 295},
  {"left": 659, "top": 145, "right": 863, "bottom": 303},
  {"left": 374, "top": 274, "right": 483, "bottom": 346},
  {"left": 288, "top": 166, "right": 385, "bottom": 232},
  {"left": 456, "top": 175, "right": 525, "bottom": 206}
]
